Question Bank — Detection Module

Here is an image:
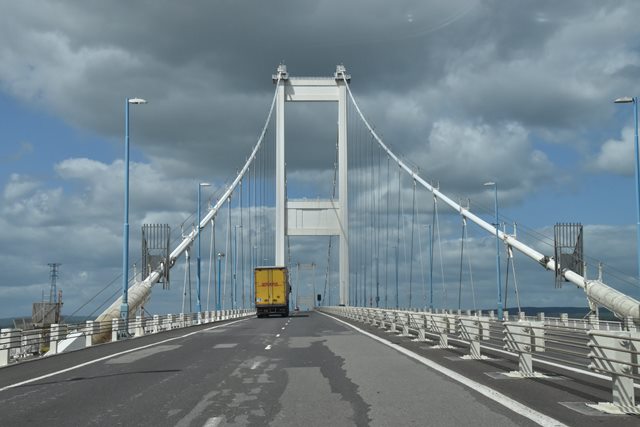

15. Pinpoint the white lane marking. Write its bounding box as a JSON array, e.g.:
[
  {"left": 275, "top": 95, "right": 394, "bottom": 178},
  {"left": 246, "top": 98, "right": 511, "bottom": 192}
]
[
  {"left": 0, "top": 318, "right": 250, "bottom": 393},
  {"left": 203, "top": 416, "right": 223, "bottom": 427},
  {"left": 320, "top": 312, "right": 568, "bottom": 427},
  {"left": 276, "top": 334, "right": 280, "bottom": 337},
  {"left": 251, "top": 361, "right": 262, "bottom": 370},
  {"left": 281, "top": 327, "right": 286, "bottom": 330},
  {"left": 265, "top": 345, "right": 272, "bottom": 350},
  {"left": 106, "top": 344, "right": 181, "bottom": 364},
  {"left": 213, "top": 343, "right": 237, "bottom": 349}
]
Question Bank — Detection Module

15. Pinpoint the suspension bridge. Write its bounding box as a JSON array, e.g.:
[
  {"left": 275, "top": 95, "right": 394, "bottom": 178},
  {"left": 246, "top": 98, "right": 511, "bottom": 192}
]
[{"left": 1, "top": 65, "right": 639, "bottom": 426}]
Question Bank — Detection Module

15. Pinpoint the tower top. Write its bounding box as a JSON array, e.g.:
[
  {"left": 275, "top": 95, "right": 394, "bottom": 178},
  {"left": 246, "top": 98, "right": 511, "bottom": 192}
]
[
  {"left": 272, "top": 64, "right": 289, "bottom": 82},
  {"left": 272, "top": 64, "right": 351, "bottom": 83}
]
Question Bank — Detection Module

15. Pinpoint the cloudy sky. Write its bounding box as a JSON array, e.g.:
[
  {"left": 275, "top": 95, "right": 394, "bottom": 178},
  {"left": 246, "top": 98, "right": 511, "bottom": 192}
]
[{"left": 1, "top": 0, "right": 640, "bottom": 319}]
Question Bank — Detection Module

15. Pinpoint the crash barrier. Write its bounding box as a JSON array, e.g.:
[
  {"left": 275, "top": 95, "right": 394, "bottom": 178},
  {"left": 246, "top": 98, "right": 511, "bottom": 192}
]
[
  {"left": 0, "top": 309, "right": 255, "bottom": 367},
  {"left": 320, "top": 306, "right": 640, "bottom": 415}
]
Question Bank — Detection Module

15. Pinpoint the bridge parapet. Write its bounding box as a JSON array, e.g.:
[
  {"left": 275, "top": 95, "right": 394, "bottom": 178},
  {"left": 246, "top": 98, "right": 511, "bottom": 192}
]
[
  {"left": 0, "top": 328, "right": 21, "bottom": 366},
  {"left": 0, "top": 309, "right": 256, "bottom": 367},
  {"left": 320, "top": 305, "right": 640, "bottom": 415},
  {"left": 587, "top": 330, "right": 640, "bottom": 414},
  {"left": 503, "top": 321, "right": 545, "bottom": 377},
  {"left": 459, "top": 316, "right": 483, "bottom": 359}
]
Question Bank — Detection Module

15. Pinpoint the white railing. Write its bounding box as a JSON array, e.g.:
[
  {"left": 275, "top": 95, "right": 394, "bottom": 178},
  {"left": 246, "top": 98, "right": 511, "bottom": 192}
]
[
  {"left": 0, "top": 309, "right": 255, "bottom": 366},
  {"left": 320, "top": 306, "right": 640, "bottom": 415}
]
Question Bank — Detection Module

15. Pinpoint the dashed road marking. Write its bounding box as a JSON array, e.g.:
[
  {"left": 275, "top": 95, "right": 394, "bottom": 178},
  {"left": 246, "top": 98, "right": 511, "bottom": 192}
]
[
  {"left": 106, "top": 344, "right": 181, "bottom": 364},
  {"left": 203, "top": 416, "right": 223, "bottom": 427},
  {"left": 0, "top": 318, "right": 251, "bottom": 392},
  {"left": 276, "top": 334, "right": 280, "bottom": 337},
  {"left": 265, "top": 345, "right": 272, "bottom": 350},
  {"left": 213, "top": 343, "right": 237, "bottom": 349}
]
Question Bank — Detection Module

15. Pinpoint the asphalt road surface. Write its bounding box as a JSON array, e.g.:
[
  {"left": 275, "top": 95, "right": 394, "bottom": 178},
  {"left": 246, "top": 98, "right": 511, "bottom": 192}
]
[{"left": 0, "top": 312, "right": 635, "bottom": 426}]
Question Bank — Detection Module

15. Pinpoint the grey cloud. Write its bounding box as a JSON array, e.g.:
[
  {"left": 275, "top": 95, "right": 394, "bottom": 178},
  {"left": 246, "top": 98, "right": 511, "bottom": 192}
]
[{"left": 1, "top": 0, "right": 639, "bottom": 317}]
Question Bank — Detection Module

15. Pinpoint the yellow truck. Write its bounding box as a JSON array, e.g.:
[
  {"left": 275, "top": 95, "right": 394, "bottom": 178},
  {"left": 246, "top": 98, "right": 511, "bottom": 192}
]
[{"left": 254, "top": 266, "right": 290, "bottom": 317}]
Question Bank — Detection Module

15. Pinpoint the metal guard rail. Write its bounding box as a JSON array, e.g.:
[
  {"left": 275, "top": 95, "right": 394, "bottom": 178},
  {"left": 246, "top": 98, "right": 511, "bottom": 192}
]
[
  {"left": 320, "top": 306, "right": 640, "bottom": 415},
  {"left": 0, "top": 309, "right": 255, "bottom": 366}
]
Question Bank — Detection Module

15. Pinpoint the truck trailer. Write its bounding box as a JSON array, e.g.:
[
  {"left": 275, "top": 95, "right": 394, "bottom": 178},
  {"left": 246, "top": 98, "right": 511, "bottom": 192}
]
[{"left": 254, "top": 266, "right": 290, "bottom": 317}]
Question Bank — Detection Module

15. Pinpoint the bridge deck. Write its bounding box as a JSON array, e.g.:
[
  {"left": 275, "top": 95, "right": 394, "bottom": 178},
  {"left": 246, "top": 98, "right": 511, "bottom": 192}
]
[{"left": 0, "top": 312, "right": 636, "bottom": 426}]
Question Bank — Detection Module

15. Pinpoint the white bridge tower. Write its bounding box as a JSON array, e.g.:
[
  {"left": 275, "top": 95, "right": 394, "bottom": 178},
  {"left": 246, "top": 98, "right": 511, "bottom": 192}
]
[{"left": 273, "top": 64, "right": 350, "bottom": 305}]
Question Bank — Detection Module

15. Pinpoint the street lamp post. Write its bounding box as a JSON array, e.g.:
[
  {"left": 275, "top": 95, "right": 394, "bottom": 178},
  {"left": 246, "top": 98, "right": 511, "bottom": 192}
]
[
  {"left": 217, "top": 252, "right": 225, "bottom": 312},
  {"left": 196, "top": 182, "right": 211, "bottom": 321},
  {"left": 120, "top": 97, "right": 147, "bottom": 335},
  {"left": 484, "top": 182, "right": 503, "bottom": 321},
  {"left": 614, "top": 96, "right": 640, "bottom": 280}
]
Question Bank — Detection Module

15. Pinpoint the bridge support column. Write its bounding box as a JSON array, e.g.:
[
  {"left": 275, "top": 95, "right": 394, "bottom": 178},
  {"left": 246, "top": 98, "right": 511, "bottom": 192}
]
[
  {"left": 429, "top": 314, "right": 450, "bottom": 348},
  {"left": 503, "top": 321, "right": 545, "bottom": 377},
  {"left": 272, "top": 65, "right": 350, "bottom": 304},
  {"left": 152, "top": 315, "right": 160, "bottom": 333},
  {"left": 399, "top": 313, "right": 411, "bottom": 336},
  {"left": 389, "top": 312, "right": 397, "bottom": 333},
  {"left": 338, "top": 74, "right": 349, "bottom": 306},
  {"left": 379, "top": 313, "right": 387, "bottom": 329},
  {"left": 85, "top": 321, "right": 97, "bottom": 347},
  {"left": 623, "top": 316, "right": 636, "bottom": 332},
  {"left": 0, "top": 328, "right": 20, "bottom": 366},
  {"left": 480, "top": 316, "right": 490, "bottom": 341},
  {"left": 49, "top": 324, "right": 66, "bottom": 355},
  {"left": 401, "top": 322, "right": 409, "bottom": 337},
  {"left": 459, "top": 317, "right": 483, "bottom": 359},
  {"left": 166, "top": 314, "right": 175, "bottom": 330},
  {"left": 135, "top": 315, "right": 145, "bottom": 337},
  {"left": 111, "top": 318, "right": 121, "bottom": 342},
  {"left": 275, "top": 66, "right": 286, "bottom": 267},
  {"left": 587, "top": 330, "right": 640, "bottom": 414},
  {"left": 414, "top": 314, "right": 429, "bottom": 342}
]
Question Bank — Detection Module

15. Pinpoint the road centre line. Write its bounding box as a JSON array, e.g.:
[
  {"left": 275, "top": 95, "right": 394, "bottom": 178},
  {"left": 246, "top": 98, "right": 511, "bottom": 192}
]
[
  {"left": 320, "top": 312, "right": 567, "bottom": 427},
  {"left": 0, "top": 318, "right": 250, "bottom": 393}
]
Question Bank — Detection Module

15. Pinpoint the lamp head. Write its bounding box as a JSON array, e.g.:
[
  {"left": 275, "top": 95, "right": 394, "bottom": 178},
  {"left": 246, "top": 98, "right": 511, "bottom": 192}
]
[
  {"left": 128, "top": 98, "right": 148, "bottom": 105},
  {"left": 483, "top": 182, "right": 496, "bottom": 187},
  {"left": 199, "top": 182, "right": 211, "bottom": 187},
  {"left": 614, "top": 97, "right": 634, "bottom": 104}
]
